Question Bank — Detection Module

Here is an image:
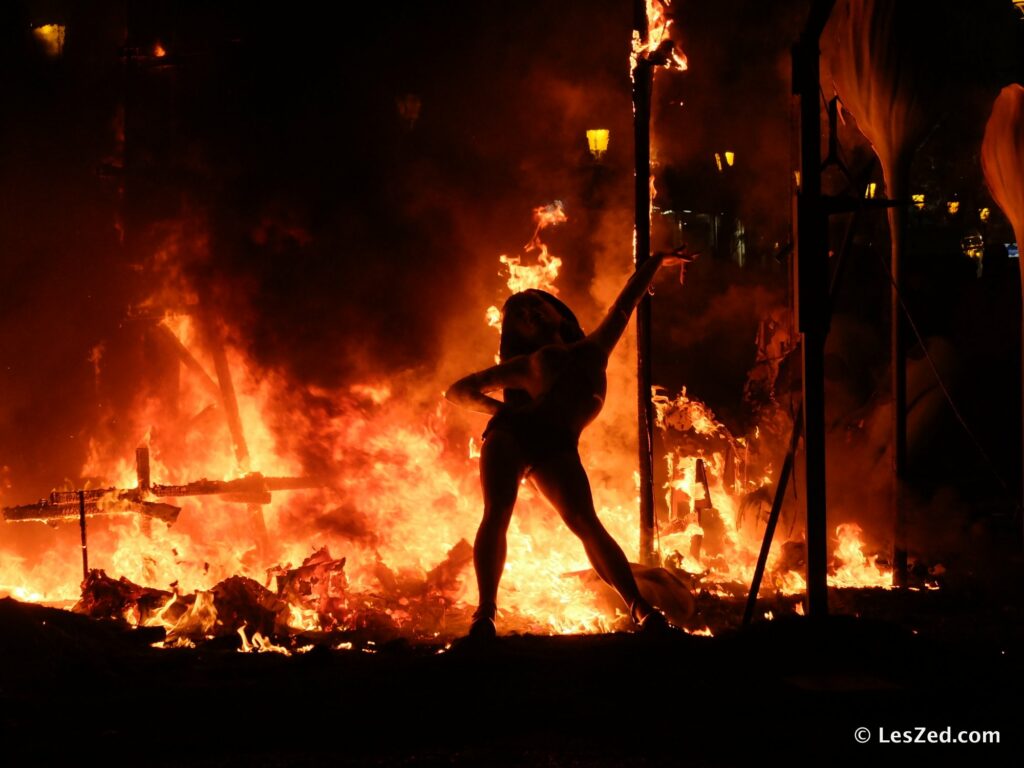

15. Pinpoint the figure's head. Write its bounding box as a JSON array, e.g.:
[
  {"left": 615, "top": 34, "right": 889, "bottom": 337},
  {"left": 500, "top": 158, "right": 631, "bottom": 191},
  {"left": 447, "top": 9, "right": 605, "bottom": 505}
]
[{"left": 499, "top": 289, "right": 584, "bottom": 360}]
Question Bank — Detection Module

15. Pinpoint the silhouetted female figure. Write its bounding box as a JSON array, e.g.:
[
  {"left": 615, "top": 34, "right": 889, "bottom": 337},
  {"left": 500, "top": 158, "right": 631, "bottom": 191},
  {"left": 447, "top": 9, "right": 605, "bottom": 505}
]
[{"left": 446, "top": 250, "right": 686, "bottom": 637}]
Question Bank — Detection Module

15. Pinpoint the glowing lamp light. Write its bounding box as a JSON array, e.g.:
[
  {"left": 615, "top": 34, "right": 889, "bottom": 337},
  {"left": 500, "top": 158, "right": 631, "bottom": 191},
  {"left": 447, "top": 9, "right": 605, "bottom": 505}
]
[
  {"left": 724, "top": 151, "right": 735, "bottom": 167},
  {"left": 961, "top": 230, "right": 984, "bottom": 261},
  {"left": 979, "top": 207, "right": 991, "bottom": 222},
  {"left": 947, "top": 200, "right": 960, "bottom": 215},
  {"left": 32, "top": 24, "right": 65, "bottom": 57},
  {"left": 586, "top": 129, "right": 610, "bottom": 160},
  {"left": 864, "top": 182, "right": 878, "bottom": 199},
  {"left": 714, "top": 153, "right": 723, "bottom": 172},
  {"left": 153, "top": 41, "right": 167, "bottom": 58},
  {"left": 912, "top": 193, "right": 925, "bottom": 210}
]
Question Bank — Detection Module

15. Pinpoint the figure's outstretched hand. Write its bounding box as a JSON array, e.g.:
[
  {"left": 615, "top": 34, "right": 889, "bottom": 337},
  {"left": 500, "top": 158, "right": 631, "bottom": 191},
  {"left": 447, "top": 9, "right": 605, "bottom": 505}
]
[{"left": 653, "top": 245, "right": 697, "bottom": 284}]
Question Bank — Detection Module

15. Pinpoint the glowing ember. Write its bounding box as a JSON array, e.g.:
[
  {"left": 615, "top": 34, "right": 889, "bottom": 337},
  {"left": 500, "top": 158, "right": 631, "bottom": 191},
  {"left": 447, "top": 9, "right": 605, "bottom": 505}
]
[
  {"left": 653, "top": 386, "right": 724, "bottom": 436},
  {"left": 237, "top": 624, "right": 290, "bottom": 655},
  {"left": 349, "top": 383, "right": 392, "bottom": 405}
]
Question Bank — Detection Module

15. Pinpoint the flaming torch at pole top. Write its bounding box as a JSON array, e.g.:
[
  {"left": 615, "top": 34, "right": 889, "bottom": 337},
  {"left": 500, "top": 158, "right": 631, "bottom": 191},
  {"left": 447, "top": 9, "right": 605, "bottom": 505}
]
[{"left": 631, "top": 0, "right": 688, "bottom": 79}]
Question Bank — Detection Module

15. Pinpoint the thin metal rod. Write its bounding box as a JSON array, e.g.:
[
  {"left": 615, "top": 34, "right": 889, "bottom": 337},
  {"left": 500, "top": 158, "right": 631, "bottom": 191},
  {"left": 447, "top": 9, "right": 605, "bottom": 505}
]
[
  {"left": 78, "top": 490, "right": 89, "bottom": 582},
  {"left": 889, "top": 163, "right": 911, "bottom": 589},
  {"left": 743, "top": 410, "right": 803, "bottom": 626}
]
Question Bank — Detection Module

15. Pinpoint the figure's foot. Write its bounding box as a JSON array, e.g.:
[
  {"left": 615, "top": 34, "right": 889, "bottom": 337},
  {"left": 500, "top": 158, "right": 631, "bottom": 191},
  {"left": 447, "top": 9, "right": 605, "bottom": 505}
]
[
  {"left": 636, "top": 609, "right": 671, "bottom": 636},
  {"left": 466, "top": 603, "right": 497, "bottom": 643},
  {"left": 468, "top": 614, "right": 497, "bottom": 641},
  {"left": 629, "top": 600, "right": 674, "bottom": 636}
]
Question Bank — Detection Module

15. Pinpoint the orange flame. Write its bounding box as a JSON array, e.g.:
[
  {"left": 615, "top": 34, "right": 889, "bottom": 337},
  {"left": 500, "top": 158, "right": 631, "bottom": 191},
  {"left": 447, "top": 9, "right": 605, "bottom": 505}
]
[
  {"left": 631, "top": 0, "right": 688, "bottom": 76},
  {"left": 0, "top": 199, "right": 902, "bottom": 641},
  {"left": 485, "top": 201, "right": 566, "bottom": 328},
  {"left": 830, "top": 523, "right": 892, "bottom": 589}
]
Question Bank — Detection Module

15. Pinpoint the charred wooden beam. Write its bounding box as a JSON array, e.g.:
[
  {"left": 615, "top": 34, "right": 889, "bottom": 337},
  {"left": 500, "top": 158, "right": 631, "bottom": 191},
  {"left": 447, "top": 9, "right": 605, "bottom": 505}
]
[
  {"left": 136, "top": 445, "right": 151, "bottom": 491},
  {"left": 78, "top": 490, "right": 89, "bottom": 582},
  {"left": 4, "top": 474, "right": 319, "bottom": 524},
  {"left": 154, "top": 323, "right": 221, "bottom": 399},
  {"left": 150, "top": 473, "right": 318, "bottom": 499},
  {"left": 4, "top": 490, "right": 181, "bottom": 524}
]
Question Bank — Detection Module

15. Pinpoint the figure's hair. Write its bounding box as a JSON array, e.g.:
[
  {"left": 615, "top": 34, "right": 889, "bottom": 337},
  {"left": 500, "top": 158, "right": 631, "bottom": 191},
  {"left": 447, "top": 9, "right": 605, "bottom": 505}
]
[
  {"left": 498, "top": 289, "right": 584, "bottom": 408},
  {"left": 498, "top": 289, "right": 584, "bottom": 360}
]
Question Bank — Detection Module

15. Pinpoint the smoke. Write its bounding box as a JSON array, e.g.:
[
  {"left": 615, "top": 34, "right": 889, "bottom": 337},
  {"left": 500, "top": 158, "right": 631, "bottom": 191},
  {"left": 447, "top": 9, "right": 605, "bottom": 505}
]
[{"left": 3, "top": 0, "right": 1019, "bottom": 605}]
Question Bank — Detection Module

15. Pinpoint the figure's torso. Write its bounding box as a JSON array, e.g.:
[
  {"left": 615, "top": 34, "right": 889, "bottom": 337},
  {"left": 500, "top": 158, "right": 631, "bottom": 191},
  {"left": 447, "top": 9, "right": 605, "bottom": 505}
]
[{"left": 522, "top": 341, "right": 607, "bottom": 435}]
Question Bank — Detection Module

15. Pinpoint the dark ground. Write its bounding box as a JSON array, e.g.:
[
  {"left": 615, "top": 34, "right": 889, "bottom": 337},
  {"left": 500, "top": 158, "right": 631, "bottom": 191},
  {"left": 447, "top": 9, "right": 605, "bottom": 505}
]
[{"left": 3, "top": 565, "right": 1022, "bottom": 767}]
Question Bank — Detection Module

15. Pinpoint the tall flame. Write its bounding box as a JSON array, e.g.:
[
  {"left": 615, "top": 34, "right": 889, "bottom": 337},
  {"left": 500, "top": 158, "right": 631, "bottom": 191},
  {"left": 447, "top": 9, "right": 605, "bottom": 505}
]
[
  {"left": 485, "top": 200, "right": 566, "bottom": 327},
  {"left": 631, "top": 0, "right": 689, "bottom": 77}
]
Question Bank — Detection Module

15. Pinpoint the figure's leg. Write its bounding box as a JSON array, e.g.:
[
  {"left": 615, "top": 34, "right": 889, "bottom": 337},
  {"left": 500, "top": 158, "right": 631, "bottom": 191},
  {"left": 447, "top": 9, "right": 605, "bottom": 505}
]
[
  {"left": 474, "top": 430, "right": 526, "bottom": 628},
  {"left": 530, "top": 452, "right": 656, "bottom": 622}
]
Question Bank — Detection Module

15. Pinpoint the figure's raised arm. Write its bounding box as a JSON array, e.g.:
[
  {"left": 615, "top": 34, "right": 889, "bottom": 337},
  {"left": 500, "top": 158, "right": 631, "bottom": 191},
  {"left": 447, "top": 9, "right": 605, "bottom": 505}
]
[
  {"left": 588, "top": 249, "right": 686, "bottom": 355},
  {"left": 444, "top": 355, "right": 533, "bottom": 416}
]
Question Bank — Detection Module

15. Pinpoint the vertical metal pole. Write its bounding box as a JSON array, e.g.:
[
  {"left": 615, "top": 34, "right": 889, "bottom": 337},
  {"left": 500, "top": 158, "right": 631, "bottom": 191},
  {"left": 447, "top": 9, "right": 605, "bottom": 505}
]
[
  {"left": 793, "top": 2, "right": 834, "bottom": 616},
  {"left": 633, "top": 0, "right": 657, "bottom": 567},
  {"left": 78, "top": 490, "right": 89, "bottom": 582},
  {"left": 889, "top": 168, "right": 910, "bottom": 588}
]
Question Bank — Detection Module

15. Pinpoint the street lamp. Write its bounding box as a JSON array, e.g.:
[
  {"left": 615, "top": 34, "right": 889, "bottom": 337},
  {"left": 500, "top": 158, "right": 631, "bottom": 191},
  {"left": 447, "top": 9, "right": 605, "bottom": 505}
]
[
  {"left": 32, "top": 24, "right": 65, "bottom": 57},
  {"left": 586, "top": 129, "right": 610, "bottom": 160}
]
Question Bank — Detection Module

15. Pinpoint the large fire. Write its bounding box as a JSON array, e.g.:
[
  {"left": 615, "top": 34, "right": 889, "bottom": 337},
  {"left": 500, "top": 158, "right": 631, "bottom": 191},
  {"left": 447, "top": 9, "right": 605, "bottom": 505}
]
[{"left": 0, "top": 200, "right": 897, "bottom": 648}]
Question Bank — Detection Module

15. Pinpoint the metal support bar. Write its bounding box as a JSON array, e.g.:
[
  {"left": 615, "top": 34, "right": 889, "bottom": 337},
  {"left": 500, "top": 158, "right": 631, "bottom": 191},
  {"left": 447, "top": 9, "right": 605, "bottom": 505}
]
[{"left": 793, "top": 7, "right": 834, "bottom": 616}]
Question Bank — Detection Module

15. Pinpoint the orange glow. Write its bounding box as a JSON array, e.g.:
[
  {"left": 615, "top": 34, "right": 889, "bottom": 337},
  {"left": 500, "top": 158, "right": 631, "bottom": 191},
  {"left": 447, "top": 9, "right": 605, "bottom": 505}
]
[
  {"left": 0, "top": 199, "right": 900, "bottom": 642},
  {"left": 632, "top": 0, "right": 689, "bottom": 74},
  {"left": 497, "top": 250, "right": 562, "bottom": 294},
  {"left": 831, "top": 524, "right": 893, "bottom": 588},
  {"left": 33, "top": 24, "right": 65, "bottom": 57},
  {"left": 153, "top": 41, "right": 167, "bottom": 58}
]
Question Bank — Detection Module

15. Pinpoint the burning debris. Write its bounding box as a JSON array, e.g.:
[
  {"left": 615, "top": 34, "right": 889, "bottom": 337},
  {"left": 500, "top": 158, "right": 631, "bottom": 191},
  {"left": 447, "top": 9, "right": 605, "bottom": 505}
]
[{"left": 73, "top": 538, "right": 478, "bottom": 649}]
